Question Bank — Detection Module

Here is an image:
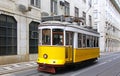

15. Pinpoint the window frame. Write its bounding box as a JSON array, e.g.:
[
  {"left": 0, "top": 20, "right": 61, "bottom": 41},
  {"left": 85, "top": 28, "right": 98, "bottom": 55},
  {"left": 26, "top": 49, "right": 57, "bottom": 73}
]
[
  {"left": 75, "top": 7, "right": 79, "bottom": 17},
  {"left": 51, "top": 0, "right": 58, "bottom": 15},
  {"left": 42, "top": 29, "right": 51, "bottom": 45},
  {"left": 29, "top": 21, "right": 39, "bottom": 54},
  {"left": 78, "top": 33, "right": 83, "bottom": 48},
  {"left": 82, "top": 34, "right": 87, "bottom": 47},
  {"left": 64, "top": 1, "right": 70, "bottom": 16},
  {"left": 94, "top": 10, "right": 98, "bottom": 19},
  {"left": 83, "top": 11, "right": 86, "bottom": 24},
  {"left": 30, "top": 0, "right": 41, "bottom": 8},
  {"left": 0, "top": 14, "right": 17, "bottom": 56},
  {"left": 52, "top": 29, "right": 64, "bottom": 45},
  {"left": 66, "top": 31, "right": 73, "bottom": 45},
  {"left": 89, "top": 15, "right": 92, "bottom": 27},
  {"left": 88, "top": 0, "right": 92, "bottom": 8}
]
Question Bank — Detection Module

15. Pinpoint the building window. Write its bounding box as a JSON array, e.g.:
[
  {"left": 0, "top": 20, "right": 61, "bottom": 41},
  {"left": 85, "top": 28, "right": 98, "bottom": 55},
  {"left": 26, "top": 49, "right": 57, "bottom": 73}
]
[
  {"left": 51, "top": 0, "right": 58, "bottom": 15},
  {"left": 83, "top": 11, "right": 86, "bottom": 24},
  {"left": 94, "top": 10, "right": 98, "bottom": 19},
  {"left": 29, "top": 21, "right": 39, "bottom": 54},
  {"left": 0, "top": 14, "right": 17, "bottom": 56},
  {"left": 94, "top": 22, "right": 98, "bottom": 26},
  {"left": 75, "top": 7, "right": 79, "bottom": 17},
  {"left": 83, "top": 0, "right": 86, "bottom": 3},
  {"left": 88, "top": 0, "right": 92, "bottom": 7},
  {"left": 64, "top": 1, "right": 70, "bottom": 16},
  {"left": 94, "top": 0, "right": 98, "bottom": 4},
  {"left": 89, "top": 15, "right": 92, "bottom": 26},
  {"left": 30, "top": 0, "right": 40, "bottom": 8}
]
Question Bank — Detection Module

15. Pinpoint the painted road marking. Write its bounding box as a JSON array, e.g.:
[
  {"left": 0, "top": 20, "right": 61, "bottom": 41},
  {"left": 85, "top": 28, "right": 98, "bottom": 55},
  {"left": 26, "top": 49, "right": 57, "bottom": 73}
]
[
  {"left": 11, "top": 64, "right": 20, "bottom": 67},
  {"left": 71, "top": 62, "right": 107, "bottom": 76},
  {"left": 3, "top": 67, "right": 13, "bottom": 70},
  {"left": 26, "top": 64, "right": 33, "bottom": 66},
  {"left": 1, "top": 74, "right": 15, "bottom": 76},
  {"left": 71, "top": 56, "right": 120, "bottom": 76}
]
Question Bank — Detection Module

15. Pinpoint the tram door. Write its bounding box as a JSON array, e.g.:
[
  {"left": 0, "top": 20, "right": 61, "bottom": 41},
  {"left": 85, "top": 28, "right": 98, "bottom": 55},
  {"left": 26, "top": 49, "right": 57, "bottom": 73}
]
[
  {"left": 52, "top": 29, "right": 63, "bottom": 45},
  {"left": 66, "top": 31, "right": 74, "bottom": 62}
]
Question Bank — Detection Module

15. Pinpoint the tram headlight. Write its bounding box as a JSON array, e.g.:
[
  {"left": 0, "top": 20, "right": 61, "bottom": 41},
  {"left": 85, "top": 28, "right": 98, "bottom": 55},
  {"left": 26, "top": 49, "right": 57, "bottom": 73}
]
[{"left": 43, "top": 54, "right": 48, "bottom": 59}]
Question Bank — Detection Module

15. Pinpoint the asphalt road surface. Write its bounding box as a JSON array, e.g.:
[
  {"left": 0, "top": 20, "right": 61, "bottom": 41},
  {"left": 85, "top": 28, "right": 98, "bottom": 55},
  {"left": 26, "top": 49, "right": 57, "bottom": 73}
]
[{"left": 4, "top": 52, "right": 120, "bottom": 76}]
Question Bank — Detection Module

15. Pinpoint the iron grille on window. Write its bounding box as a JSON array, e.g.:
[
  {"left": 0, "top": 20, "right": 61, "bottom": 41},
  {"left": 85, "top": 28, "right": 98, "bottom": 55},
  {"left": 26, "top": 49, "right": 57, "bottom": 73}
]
[
  {"left": 29, "top": 21, "right": 39, "bottom": 54},
  {"left": 0, "top": 14, "right": 17, "bottom": 56}
]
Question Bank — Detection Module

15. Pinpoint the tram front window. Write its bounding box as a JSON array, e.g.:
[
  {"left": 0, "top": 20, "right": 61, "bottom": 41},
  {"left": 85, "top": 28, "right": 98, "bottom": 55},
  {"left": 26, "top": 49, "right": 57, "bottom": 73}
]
[
  {"left": 42, "top": 29, "right": 51, "bottom": 45},
  {"left": 53, "top": 29, "right": 63, "bottom": 45}
]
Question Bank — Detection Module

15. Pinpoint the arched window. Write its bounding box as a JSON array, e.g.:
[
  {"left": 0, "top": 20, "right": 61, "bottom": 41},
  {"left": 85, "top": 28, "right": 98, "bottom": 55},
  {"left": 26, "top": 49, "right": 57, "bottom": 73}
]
[
  {"left": 29, "top": 21, "right": 39, "bottom": 54},
  {"left": 0, "top": 14, "right": 17, "bottom": 55}
]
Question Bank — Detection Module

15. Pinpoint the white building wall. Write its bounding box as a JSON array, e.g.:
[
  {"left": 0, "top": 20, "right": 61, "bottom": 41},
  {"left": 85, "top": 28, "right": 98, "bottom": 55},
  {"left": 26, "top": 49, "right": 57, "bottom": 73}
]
[
  {"left": 0, "top": 0, "right": 41, "bottom": 65},
  {"left": 93, "top": 0, "right": 120, "bottom": 52},
  {"left": 41, "top": 0, "right": 94, "bottom": 28},
  {"left": 41, "top": 0, "right": 51, "bottom": 16},
  {"left": 41, "top": 0, "right": 86, "bottom": 17}
]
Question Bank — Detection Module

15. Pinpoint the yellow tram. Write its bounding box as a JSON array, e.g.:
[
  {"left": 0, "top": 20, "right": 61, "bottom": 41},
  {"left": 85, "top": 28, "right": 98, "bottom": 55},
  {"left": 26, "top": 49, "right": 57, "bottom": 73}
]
[{"left": 37, "top": 21, "right": 100, "bottom": 73}]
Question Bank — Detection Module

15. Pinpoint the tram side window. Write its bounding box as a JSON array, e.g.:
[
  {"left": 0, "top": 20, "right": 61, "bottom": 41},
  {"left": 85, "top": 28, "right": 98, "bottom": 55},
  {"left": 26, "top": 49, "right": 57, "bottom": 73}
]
[
  {"left": 38, "top": 29, "right": 42, "bottom": 45},
  {"left": 86, "top": 35, "right": 95, "bottom": 47},
  {"left": 66, "top": 31, "right": 73, "bottom": 45},
  {"left": 82, "top": 34, "right": 86, "bottom": 47},
  {"left": 78, "top": 33, "right": 82, "bottom": 48},
  {"left": 94, "top": 37, "right": 99, "bottom": 47},
  {"left": 42, "top": 29, "right": 51, "bottom": 45},
  {"left": 96, "top": 37, "right": 99, "bottom": 47},
  {"left": 86, "top": 35, "right": 90, "bottom": 47},
  {"left": 89, "top": 36, "right": 92, "bottom": 47},
  {"left": 94, "top": 37, "right": 96, "bottom": 47},
  {"left": 91, "top": 36, "right": 94, "bottom": 47}
]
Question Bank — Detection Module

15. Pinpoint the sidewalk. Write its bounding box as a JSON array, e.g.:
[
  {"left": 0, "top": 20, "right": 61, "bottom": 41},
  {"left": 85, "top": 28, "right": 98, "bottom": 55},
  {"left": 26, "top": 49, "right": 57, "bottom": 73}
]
[
  {"left": 0, "top": 61, "right": 37, "bottom": 75},
  {"left": 0, "top": 51, "right": 120, "bottom": 75}
]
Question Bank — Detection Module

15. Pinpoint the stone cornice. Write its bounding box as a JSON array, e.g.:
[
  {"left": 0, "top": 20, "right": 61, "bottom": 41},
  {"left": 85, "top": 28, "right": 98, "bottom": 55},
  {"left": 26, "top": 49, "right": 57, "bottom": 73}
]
[{"left": 110, "top": 0, "right": 120, "bottom": 14}]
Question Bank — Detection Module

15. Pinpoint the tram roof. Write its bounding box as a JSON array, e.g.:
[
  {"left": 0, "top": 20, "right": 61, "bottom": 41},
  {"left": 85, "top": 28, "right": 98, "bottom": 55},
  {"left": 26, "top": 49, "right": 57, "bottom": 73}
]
[
  {"left": 42, "top": 21, "right": 71, "bottom": 25},
  {"left": 40, "top": 21, "right": 99, "bottom": 34}
]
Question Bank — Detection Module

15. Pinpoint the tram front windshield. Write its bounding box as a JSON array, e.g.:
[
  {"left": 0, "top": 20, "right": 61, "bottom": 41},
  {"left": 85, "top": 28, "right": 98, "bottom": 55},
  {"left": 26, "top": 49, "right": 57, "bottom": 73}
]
[
  {"left": 53, "top": 29, "right": 63, "bottom": 45},
  {"left": 41, "top": 29, "right": 63, "bottom": 45}
]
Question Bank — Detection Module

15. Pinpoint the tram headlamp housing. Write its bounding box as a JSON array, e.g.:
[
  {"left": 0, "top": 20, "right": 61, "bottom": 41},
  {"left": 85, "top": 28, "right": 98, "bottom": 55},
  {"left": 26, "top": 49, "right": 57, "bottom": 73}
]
[{"left": 43, "top": 54, "right": 48, "bottom": 59}]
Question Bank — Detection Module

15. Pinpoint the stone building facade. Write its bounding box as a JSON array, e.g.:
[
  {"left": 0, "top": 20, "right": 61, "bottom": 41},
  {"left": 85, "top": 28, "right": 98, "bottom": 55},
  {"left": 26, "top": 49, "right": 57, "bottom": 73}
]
[
  {"left": 93, "top": 0, "right": 120, "bottom": 52},
  {"left": 0, "top": 0, "right": 41, "bottom": 65}
]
